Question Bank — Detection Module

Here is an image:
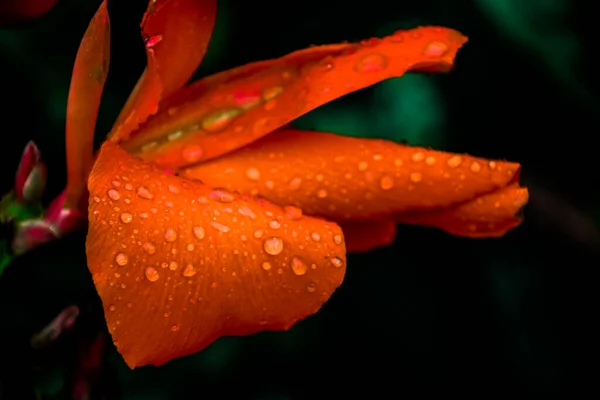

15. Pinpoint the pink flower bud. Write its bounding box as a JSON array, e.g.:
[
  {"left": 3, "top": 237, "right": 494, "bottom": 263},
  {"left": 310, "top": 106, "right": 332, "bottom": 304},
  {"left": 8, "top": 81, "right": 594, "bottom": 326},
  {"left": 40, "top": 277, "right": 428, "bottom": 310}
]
[
  {"left": 15, "top": 141, "right": 46, "bottom": 203},
  {"left": 11, "top": 219, "right": 58, "bottom": 255},
  {"left": 46, "top": 189, "right": 86, "bottom": 234}
]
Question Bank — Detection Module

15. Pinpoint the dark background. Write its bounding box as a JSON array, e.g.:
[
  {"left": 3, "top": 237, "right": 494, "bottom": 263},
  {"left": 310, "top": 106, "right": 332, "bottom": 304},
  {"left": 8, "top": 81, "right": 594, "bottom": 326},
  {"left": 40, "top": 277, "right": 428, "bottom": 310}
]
[{"left": 0, "top": 0, "right": 597, "bottom": 398}]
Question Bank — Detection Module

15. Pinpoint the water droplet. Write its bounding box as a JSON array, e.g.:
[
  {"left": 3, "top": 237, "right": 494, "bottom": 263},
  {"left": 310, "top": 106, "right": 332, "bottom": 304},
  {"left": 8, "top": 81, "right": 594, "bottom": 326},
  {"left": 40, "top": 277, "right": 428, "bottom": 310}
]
[
  {"left": 330, "top": 257, "right": 343, "bottom": 268},
  {"left": 193, "top": 226, "right": 205, "bottom": 239},
  {"left": 107, "top": 189, "right": 120, "bottom": 200},
  {"left": 423, "top": 41, "right": 449, "bottom": 57},
  {"left": 112, "top": 180, "right": 121, "bottom": 187},
  {"left": 144, "top": 34, "right": 163, "bottom": 49},
  {"left": 93, "top": 196, "right": 101, "bottom": 203},
  {"left": 265, "top": 180, "right": 275, "bottom": 189},
  {"left": 120, "top": 212, "right": 133, "bottom": 223},
  {"left": 354, "top": 53, "right": 388, "bottom": 73},
  {"left": 269, "top": 220, "right": 281, "bottom": 229},
  {"left": 182, "top": 145, "right": 203, "bottom": 163},
  {"left": 333, "top": 234, "right": 343, "bottom": 244},
  {"left": 262, "top": 86, "right": 283, "bottom": 100},
  {"left": 168, "top": 184, "right": 180, "bottom": 194},
  {"left": 306, "top": 282, "right": 317, "bottom": 292},
  {"left": 311, "top": 232, "right": 321, "bottom": 241},
  {"left": 183, "top": 264, "right": 197, "bottom": 277},
  {"left": 412, "top": 152, "right": 425, "bottom": 162},
  {"left": 238, "top": 206, "right": 256, "bottom": 219},
  {"left": 115, "top": 252, "right": 128, "bottom": 266},
  {"left": 425, "top": 156, "right": 437, "bottom": 165},
  {"left": 202, "top": 108, "right": 241, "bottom": 132},
  {"left": 209, "top": 188, "right": 234, "bottom": 203},
  {"left": 246, "top": 168, "right": 260, "bottom": 180},
  {"left": 142, "top": 242, "right": 156, "bottom": 255},
  {"left": 291, "top": 257, "right": 308, "bottom": 275},
  {"left": 358, "top": 161, "right": 368, "bottom": 171},
  {"left": 187, "top": 243, "right": 194, "bottom": 251},
  {"left": 109, "top": 304, "right": 116, "bottom": 311},
  {"left": 470, "top": 162, "right": 481, "bottom": 173},
  {"left": 263, "top": 237, "right": 283, "bottom": 255},
  {"left": 254, "top": 229, "right": 264, "bottom": 238},
  {"left": 164, "top": 228, "right": 177, "bottom": 242},
  {"left": 380, "top": 176, "right": 394, "bottom": 190},
  {"left": 317, "top": 189, "right": 328, "bottom": 198},
  {"left": 288, "top": 177, "right": 302, "bottom": 190},
  {"left": 211, "top": 221, "right": 231, "bottom": 233},
  {"left": 137, "top": 186, "right": 153, "bottom": 199},
  {"left": 169, "top": 261, "right": 178, "bottom": 270},
  {"left": 262, "top": 261, "right": 272, "bottom": 270},
  {"left": 171, "top": 324, "right": 179, "bottom": 332},
  {"left": 410, "top": 172, "right": 422, "bottom": 183},
  {"left": 284, "top": 205, "right": 303, "bottom": 220},
  {"left": 447, "top": 156, "right": 462, "bottom": 168},
  {"left": 145, "top": 267, "right": 159, "bottom": 282}
]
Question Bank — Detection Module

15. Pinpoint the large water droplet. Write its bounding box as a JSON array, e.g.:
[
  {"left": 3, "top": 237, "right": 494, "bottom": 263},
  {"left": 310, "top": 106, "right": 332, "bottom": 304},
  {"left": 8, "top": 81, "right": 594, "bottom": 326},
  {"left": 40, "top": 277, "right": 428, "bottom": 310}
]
[
  {"left": 202, "top": 108, "right": 241, "bottom": 132},
  {"left": 142, "top": 242, "right": 156, "bottom": 255},
  {"left": 107, "top": 189, "right": 120, "bottom": 200},
  {"left": 120, "top": 213, "right": 133, "bottom": 223},
  {"left": 183, "top": 264, "right": 197, "bottom": 277},
  {"left": 169, "top": 261, "right": 178, "bottom": 271},
  {"left": 330, "top": 257, "right": 343, "bottom": 268},
  {"left": 291, "top": 257, "right": 307, "bottom": 275},
  {"left": 210, "top": 221, "right": 231, "bottom": 233},
  {"left": 262, "top": 261, "right": 272, "bottom": 270},
  {"left": 137, "top": 186, "right": 153, "bottom": 199},
  {"left": 380, "top": 176, "right": 394, "bottom": 190},
  {"left": 447, "top": 156, "right": 462, "bottom": 168},
  {"left": 193, "top": 226, "right": 205, "bottom": 239},
  {"left": 269, "top": 220, "right": 281, "bottom": 229},
  {"left": 288, "top": 178, "right": 302, "bottom": 191},
  {"left": 354, "top": 53, "right": 387, "bottom": 73},
  {"left": 423, "top": 41, "right": 449, "bottom": 57},
  {"left": 263, "top": 237, "right": 283, "bottom": 255},
  {"left": 238, "top": 206, "right": 256, "bottom": 219},
  {"left": 145, "top": 267, "right": 159, "bottom": 282},
  {"left": 284, "top": 205, "right": 303, "bottom": 220},
  {"left": 115, "top": 252, "right": 128, "bottom": 266},
  {"left": 333, "top": 234, "right": 343, "bottom": 245},
  {"left": 164, "top": 228, "right": 177, "bottom": 242},
  {"left": 246, "top": 168, "right": 260, "bottom": 181},
  {"left": 209, "top": 188, "right": 234, "bottom": 203},
  {"left": 182, "top": 145, "right": 203, "bottom": 163}
]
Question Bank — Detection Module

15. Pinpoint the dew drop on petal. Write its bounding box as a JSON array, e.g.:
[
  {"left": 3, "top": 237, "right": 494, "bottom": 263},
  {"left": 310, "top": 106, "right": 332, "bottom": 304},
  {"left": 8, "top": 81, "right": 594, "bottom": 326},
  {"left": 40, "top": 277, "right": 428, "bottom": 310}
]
[
  {"left": 164, "top": 228, "right": 177, "bottom": 242},
  {"left": 183, "top": 264, "right": 197, "bottom": 277},
  {"left": 263, "top": 237, "right": 283, "bottom": 255},
  {"left": 145, "top": 267, "right": 159, "bottom": 282},
  {"left": 115, "top": 252, "right": 128, "bottom": 266},
  {"left": 193, "top": 226, "right": 205, "bottom": 240},
  {"left": 107, "top": 189, "right": 120, "bottom": 200},
  {"left": 291, "top": 257, "right": 307, "bottom": 275}
]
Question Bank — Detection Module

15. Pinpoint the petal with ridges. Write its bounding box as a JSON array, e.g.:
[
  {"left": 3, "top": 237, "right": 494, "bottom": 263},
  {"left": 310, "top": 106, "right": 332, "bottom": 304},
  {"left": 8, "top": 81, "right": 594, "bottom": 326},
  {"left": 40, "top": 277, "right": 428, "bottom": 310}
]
[
  {"left": 86, "top": 142, "right": 346, "bottom": 368},
  {"left": 109, "top": 0, "right": 217, "bottom": 142},
  {"left": 65, "top": 0, "right": 110, "bottom": 211},
  {"left": 179, "top": 129, "right": 527, "bottom": 238},
  {"left": 122, "top": 26, "right": 467, "bottom": 168}
]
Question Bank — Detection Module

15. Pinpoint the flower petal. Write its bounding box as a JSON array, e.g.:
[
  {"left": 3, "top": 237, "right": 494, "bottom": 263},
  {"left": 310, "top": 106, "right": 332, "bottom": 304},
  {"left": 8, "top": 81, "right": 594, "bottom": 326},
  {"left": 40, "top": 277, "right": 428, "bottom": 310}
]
[
  {"left": 121, "top": 26, "right": 467, "bottom": 168},
  {"left": 109, "top": 0, "right": 217, "bottom": 142},
  {"left": 65, "top": 0, "right": 110, "bottom": 211},
  {"left": 179, "top": 129, "right": 527, "bottom": 237},
  {"left": 339, "top": 221, "right": 397, "bottom": 253},
  {"left": 395, "top": 183, "right": 528, "bottom": 238},
  {"left": 86, "top": 142, "right": 346, "bottom": 368}
]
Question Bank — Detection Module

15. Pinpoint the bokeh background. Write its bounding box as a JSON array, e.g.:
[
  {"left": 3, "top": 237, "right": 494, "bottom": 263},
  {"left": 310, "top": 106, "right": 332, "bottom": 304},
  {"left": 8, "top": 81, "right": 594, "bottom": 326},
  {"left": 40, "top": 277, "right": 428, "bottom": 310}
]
[{"left": 0, "top": 0, "right": 597, "bottom": 398}]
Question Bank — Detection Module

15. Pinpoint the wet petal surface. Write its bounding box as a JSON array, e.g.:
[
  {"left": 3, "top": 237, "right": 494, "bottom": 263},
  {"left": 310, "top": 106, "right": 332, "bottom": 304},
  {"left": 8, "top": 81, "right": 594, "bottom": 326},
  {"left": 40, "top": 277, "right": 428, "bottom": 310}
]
[
  {"left": 122, "top": 26, "right": 468, "bottom": 168},
  {"left": 87, "top": 142, "right": 346, "bottom": 368},
  {"left": 180, "top": 129, "right": 527, "bottom": 237}
]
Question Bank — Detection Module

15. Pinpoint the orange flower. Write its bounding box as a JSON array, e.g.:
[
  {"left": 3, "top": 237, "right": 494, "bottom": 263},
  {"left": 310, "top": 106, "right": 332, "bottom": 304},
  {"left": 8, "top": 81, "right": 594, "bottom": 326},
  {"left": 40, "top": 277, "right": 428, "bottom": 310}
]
[{"left": 64, "top": 0, "right": 528, "bottom": 368}]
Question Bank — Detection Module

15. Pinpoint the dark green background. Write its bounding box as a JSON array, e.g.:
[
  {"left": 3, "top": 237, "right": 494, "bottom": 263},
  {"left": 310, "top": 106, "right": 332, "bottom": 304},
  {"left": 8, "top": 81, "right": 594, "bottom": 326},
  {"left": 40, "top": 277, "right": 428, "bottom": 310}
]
[{"left": 0, "top": 0, "right": 597, "bottom": 398}]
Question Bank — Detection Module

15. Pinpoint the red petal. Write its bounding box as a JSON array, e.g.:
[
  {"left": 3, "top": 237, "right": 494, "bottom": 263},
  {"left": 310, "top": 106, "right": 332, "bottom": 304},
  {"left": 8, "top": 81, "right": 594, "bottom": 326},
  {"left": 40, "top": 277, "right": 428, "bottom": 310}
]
[
  {"left": 179, "top": 129, "right": 527, "bottom": 237},
  {"left": 86, "top": 142, "right": 346, "bottom": 367},
  {"left": 65, "top": 0, "right": 110, "bottom": 211},
  {"left": 121, "top": 26, "right": 467, "bottom": 168},
  {"left": 339, "top": 221, "right": 397, "bottom": 253},
  {"left": 109, "top": 0, "right": 217, "bottom": 142}
]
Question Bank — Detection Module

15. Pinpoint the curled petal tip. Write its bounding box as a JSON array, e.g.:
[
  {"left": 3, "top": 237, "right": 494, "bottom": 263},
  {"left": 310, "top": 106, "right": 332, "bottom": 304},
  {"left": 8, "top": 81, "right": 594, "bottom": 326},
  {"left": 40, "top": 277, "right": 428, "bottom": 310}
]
[
  {"left": 31, "top": 305, "right": 80, "bottom": 349},
  {"left": 15, "top": 141, "right": 46, "bottom": 203}
]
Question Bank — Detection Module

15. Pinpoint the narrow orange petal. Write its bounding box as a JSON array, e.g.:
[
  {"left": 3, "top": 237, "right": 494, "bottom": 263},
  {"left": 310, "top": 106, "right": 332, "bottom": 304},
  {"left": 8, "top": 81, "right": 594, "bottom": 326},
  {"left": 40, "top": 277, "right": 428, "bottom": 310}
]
[
  {"left": 86, "top": 142, "right": 346, "bottom": 368},
  {"left": 65, "top": 0, "right": 110, "bottom": 211},
  {"left": 179, "top": 129, "right": 527, "bottom": 237},
  {"left": 395, "top": 183, "right": 528, "bottom": 238},
  {"left": 121, "top": 26, "right": 467, "bottom": 168},
  {"left": 340, "top": 221, "right": 397, "bottom": 253},
  {"left": 109, "top": 0, "right": 216, "bottom": 142}
]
